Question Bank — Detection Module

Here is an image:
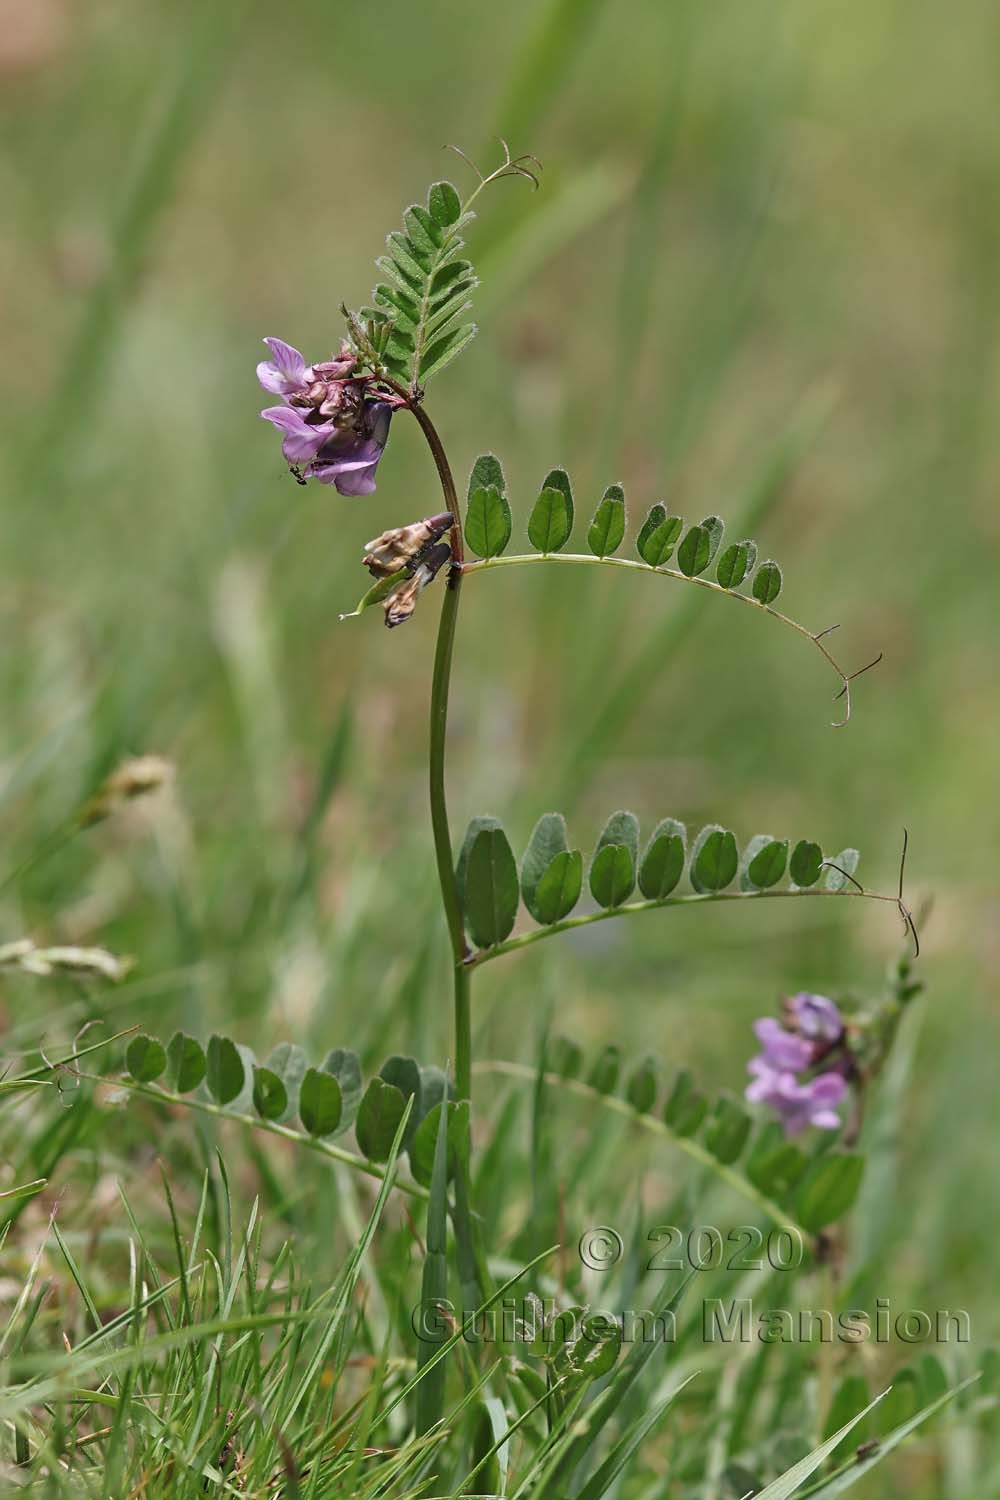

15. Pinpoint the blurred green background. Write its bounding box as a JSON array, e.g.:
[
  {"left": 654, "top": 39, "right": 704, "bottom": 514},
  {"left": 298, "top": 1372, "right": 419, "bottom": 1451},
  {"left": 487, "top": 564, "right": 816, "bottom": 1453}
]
[{"left": 1, "top": 0, "right": 997, "bottom": 1360}]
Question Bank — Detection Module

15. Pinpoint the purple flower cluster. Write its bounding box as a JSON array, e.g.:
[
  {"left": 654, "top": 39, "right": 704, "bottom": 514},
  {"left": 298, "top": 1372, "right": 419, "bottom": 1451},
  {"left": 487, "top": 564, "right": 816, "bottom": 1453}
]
[
  {"left": 257, "top": 338, "right": 393, "bottom": 495},
  {"left": 745, "top": 993, "right": 847, "bottom": 1136}
]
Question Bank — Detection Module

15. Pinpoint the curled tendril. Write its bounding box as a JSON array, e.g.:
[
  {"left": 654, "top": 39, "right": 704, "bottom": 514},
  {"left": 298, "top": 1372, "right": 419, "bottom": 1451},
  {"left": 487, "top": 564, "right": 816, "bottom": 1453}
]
[
  {"left": 446, "top": 139, "right": 543, "bottom": 206},
  {"left": 820, "top": 831, "right": 917, "bottom": 955},
  {"left": 807, "top": 621, "right": 883, "bottom": 726}
]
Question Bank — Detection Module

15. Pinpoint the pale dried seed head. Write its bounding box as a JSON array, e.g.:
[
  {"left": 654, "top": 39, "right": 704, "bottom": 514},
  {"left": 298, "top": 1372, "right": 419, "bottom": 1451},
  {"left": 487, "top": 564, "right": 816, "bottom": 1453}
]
[
  {"left": 363, "top": 513, "right": 454, "bottom": 579},
  {"left": 82, "top": 755, "right": 174, "bottom": 825},
  {"left": 0, "top": 940, "right": 133, "bottom": 982}
]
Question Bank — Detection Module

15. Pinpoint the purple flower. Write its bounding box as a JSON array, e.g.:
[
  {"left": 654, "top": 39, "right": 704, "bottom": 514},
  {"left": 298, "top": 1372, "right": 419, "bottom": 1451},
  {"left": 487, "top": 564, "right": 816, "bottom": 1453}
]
[
  {"left": 745, "top": 1062, "right": 847, "bottom": 1136},
  {"left": 787, "top": 992, "right": 843, "bottom": 1042},
  {"left": 309, "top": 402, "right": 392, "bottom": 496},
  {"left": 745, "top": 993, "right": 848, "bottom": 1135},
  {"left": 752, "top": 1017, "right": 814, "bottom": 1073},
  {"left": 257, "top": 337, "right": 393, "bottom": 496}
]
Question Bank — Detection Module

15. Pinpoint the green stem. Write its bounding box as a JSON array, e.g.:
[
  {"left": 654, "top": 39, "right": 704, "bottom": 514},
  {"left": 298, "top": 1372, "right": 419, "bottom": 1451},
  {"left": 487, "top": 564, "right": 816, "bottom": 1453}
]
[
  {"left": 429, "top": 581, "right": 474, "bottom": 1101},
  {"left": 466, "top": 887, "right": 904, "bottom": 968},
  {"left": 388, "top": 383, "right": 472, "bottom": 1102}
]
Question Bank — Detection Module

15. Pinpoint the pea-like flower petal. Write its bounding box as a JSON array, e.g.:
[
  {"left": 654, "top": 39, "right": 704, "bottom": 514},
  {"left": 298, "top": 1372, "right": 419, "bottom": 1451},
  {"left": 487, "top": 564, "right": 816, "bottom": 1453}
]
[{"left": 257, "top": 337, "right": 313, "bottom": 397}]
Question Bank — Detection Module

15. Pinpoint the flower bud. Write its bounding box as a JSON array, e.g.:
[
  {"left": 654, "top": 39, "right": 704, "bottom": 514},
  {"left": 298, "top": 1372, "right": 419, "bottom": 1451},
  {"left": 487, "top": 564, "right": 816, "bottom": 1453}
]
[{"left": 312, "top": 342, "right": 356, "bottom": 380}]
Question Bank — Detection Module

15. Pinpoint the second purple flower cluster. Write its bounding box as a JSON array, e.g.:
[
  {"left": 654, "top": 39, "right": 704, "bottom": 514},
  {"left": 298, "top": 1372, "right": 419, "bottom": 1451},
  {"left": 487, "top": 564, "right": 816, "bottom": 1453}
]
[
  {"left": 257, "top": 337, "right": 395, "bottom": 495},
  {"left": 745, "top": 992, "right": 848, "bottom": 1136}
]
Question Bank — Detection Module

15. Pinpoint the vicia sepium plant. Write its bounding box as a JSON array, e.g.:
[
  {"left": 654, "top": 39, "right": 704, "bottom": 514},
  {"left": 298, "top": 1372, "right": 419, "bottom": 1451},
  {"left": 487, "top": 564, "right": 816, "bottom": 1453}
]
[{"left": 254, "top": 146, "right": 915, "bottom": 1153}]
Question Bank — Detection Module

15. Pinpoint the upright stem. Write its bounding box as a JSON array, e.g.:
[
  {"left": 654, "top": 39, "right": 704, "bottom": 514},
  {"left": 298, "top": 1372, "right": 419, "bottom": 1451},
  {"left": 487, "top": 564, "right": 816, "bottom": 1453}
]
[
  {"left": 388, "top": 380, "right": 473, "bottom": 1103},
  {"left": 429, "top": 577, "right": 473, "bottom": 1102}
]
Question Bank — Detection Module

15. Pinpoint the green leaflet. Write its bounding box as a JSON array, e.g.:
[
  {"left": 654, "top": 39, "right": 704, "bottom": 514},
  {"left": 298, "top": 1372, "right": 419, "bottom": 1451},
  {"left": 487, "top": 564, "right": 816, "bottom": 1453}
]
[
  {"left": 463, "top": 824, "right": 520, "bottom": 947},
  {"left": 595, "top": 808, "right": 640, "bottom": 866},
  {"left": 717, "top": 539, "right": 752, "bottom": 588},
  {"left": 465, "top": 484, "right": 511, "bottom": 558},
  {"left": 419, "top": 323, "right": 477, "bottom": 382},
  {"left": 548, "top": 1034, "right": 583, "bottom": 1080},
  {"left": 636, "top": 503, "right": 666, "bottom": 560},
  {"left": 166, "top": 1032, "right": 205, "bottom": 1094},
  {"left": 379, "top": 1055, "right": 422, "bottom": 1149},
  {"left": 704, "top": 1096, "right": 751, "bottom": 1164},
  {"left": 677, "top": 523, "right": 711, "bottom": 577},
  {"left": 533, "top": 850, "right": 583, "bottom": 924},
  {"left": 520, "top": 812, "right": 570, "bottom": 919},
  {"left": 587, "top": 1044, "right": 622, "bottom": 1094},
  {"left": 299, "top": 1067, "right": 343, "bottom": 1138},
  {"left": 638, "top": 818, "right": 687, "bottom": 899},
  {"left": 541, "top": 467, "right": 574, "bottom": 530},
  {"left": 587, "top": 484, "right": 626, "bottom": 556},
  {"left": 465, "top": 457, "right": 510, "bottom": 557},
  {"left": 740, "top": 834, "right": 789, "bottom": 891},
  {"left": 205, "top": 1034, "right": 244, "bottom": 1106},
  {"left": 427, "top": 179, "right": 461, "bottom": 227},
  {"left": 639, "top": 513, "right": 683, "bottom": 566},
  {"left": 251, "top": 1066, "right": 287, "bottom": 1122},
  {"left": 265, "top": 1041, "right": 308, "bottom": 1124},
  {"left": 790, "top": 838, "right": 824, "bottom": 888},
  {"left": 321, "top": 1047, "right": 363, "bottom": 1135},
  {"left": 467, "top": 452, "right": 505, "bottom": 497},
  {"left": 528, "top": 485, "right": 573, "bottom": 552},
  {"left": 125, "top": 1035, "right": 165, "bottom": 1084},
  {"left": 745, "top": 1123, "right": 808, "bottom": 1198},
  {"left": 456, "top": 814, "right": 504, "bottom": 896},
  {"left": 690, "top": 825, "right": 739, "bottom": 892},
  {"left": 355, "top": 1077, "right": 407, "bottom": 1162},
  {"left": 589, "top": 844, "right": 635, "bottom": 908},
  {"left": 752, "top": 558, "right": 783, "bottom": 603},
  {"left": 625, "top": 1056, "right": 659, "bottom": 1114},
  {"left": 700, "top": 514, "right": 724, "bottom": 564}
]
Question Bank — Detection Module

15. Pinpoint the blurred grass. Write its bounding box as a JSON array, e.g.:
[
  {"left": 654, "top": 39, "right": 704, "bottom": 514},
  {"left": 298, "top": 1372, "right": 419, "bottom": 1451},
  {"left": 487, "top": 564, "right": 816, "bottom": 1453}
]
[{"left": 0, "top": 0, "right": 998, "bottom": 1488}]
